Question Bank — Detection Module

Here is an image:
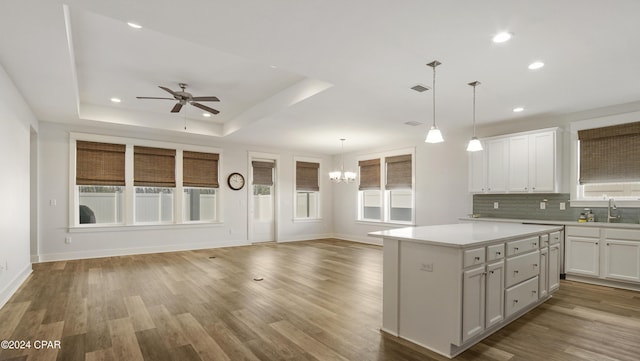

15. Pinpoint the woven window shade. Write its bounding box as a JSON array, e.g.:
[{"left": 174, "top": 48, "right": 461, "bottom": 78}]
[
  {"left": 252, "top": 161, "right": 274, "bottom": 186},
  {"left": 134, "top": 146, "right": 176, "bottom": 187},
  {"left": 76, "top": 141, "right": 126, "bottom": 186},
  {"left": 385, "top": 154, "right": 412, "bottom": 190},
  {"left": 296, "top": 161, "right": 320, "bottom": 191},
  {"left": 578, "top": 122, "right": 640, "bottom": 184},
  {"left": 359, "top": 158, "right": 381, "bottom": 190},
  {"left": 183, "top": 151, "right": 219, "bottom": 188}
]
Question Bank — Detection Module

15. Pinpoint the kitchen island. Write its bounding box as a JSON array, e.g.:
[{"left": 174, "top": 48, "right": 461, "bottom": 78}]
[{"left": 369, "top": 222, "right": 563, "bottom": 358}]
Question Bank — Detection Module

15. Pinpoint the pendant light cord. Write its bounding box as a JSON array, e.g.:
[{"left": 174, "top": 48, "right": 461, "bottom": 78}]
[
  {"left": 472, "top": 85, "right": 476, "bottom": 136},
  {"left": 432, "top": 65, "right": 436, "bottom": 128}
]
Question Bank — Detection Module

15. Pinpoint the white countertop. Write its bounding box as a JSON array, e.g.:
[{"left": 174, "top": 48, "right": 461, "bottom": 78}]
[
  {"left": 368, "top": 222, "right": 562, "bottom": 248},
  {"left": 459, "top": 217, "right": 640, "bottom": 230}
]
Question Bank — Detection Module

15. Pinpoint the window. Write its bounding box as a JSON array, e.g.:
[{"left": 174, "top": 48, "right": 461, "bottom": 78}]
[
  {"left": 183, "top": 151, "right": 219, "bottom": 222},
  {"left": 577, "top": 122, "right": 640, "bottom": 200},
  {"left": 295, "top": 160, "right": 320, "bottom": 219},
  {"left": 357, "top": 150, "right": 414, "bottom": 224},
  {"left": 72, "top": 134, "right": 221, "bottom": 227},
  {"left": 134, "top": 146, "right": 176, "bottom": 224},
  {"left": 76, "top": 141, "right": 125, "bottom": 225}
]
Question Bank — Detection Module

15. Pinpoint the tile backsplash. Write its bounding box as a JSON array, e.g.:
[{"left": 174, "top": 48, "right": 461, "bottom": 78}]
[{"left": 473, "top": 193, "right": 640, "bottom": 224}]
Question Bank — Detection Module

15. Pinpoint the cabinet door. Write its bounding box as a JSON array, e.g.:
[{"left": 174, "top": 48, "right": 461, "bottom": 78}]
[
  {"left": 566, "top": 237, "right": 600, "bottom": 276},
  {"left": 462, "top": 266, "right": 485, "bottom": 343},
  {"left": 485, "top": 261, "right": 504, "bottom": 328},
  {"left": 539, "top": 247, "right": 548, "bottom": 298},
  {"left": 549, "top": 244, "right": 560, "bottom": 292},
  {"left": 486, "top": 139, "right": 507, "bottom": 192},
  {"left": 529, "top": 131, "right": 556, "bottom": 192},
  {"left": 468, "top": 149, "right": 486, "bottom": 193},
  {"left": 604, "top": 239, "right": 640, "bottom": 282},
  {"left": 508, "top": 135, "right": 529, "bottom": 192}
]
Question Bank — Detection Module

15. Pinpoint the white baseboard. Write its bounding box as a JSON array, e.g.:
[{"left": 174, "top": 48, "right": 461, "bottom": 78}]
[
  {"left": 277, "top": 233, "right": 334, "bottom": 243},
  {"left": 332, "top": 233, "right": 383, "bottom": 246},
  {"left": 0, "top": 263, "right": 32, "bottom": 309},
  {"left": 36, "top": 239, "right": 251, "bottom": 262}
]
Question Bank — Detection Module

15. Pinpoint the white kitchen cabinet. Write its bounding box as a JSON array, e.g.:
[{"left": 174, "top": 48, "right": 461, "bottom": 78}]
[
  {"left": 529, "top": 131, "right": 556, "bottom": 192},
  {"left": 566, "top": 236, "right": 600, "bottom": 276},
  {"left": 485, "top": 261, "right": 504, "bottom": 328},
  {"left": 375, "top": 223, "right": 562, "bottom": 358},
  {"left": 462, "top": 265, "right": 485, "bottom": 343},
  {"left": 539, "top": 247, "right": 548, "bottom": 299},
  {"left": 468, "top": 128, "right": 561, "bottom": 194},
  {"left": 549, "top": 244, "right": 560, "bottom": 292},
  {"left": 604, "top": 239, "right": 640, "bottom": 282},
  {"left": 486, "top": 138, "right": 508, "bottom": 192},
  {"left": 468, "top": 148, "right": 487, "bottom": 193},
  {"left": 508, "top": 135, "right": 529, "bottom": 192}
]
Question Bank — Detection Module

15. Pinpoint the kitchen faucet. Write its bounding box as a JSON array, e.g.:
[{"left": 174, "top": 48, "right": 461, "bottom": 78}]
[{"left": 607, "top": 198, "right": 620, "bottom": 223}]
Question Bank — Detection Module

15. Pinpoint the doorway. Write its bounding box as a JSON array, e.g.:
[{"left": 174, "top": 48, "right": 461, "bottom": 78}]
[{"left": 248, "top": 153, "right": 278, "bottom": 243}]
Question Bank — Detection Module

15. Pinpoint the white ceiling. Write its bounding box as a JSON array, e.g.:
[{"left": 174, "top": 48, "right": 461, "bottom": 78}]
[{"left": 1, "top": 0, "right": 640, "bottom": 154}]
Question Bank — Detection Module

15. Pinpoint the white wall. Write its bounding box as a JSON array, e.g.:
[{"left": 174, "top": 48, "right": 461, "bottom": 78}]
[
  {"left": 0, "top": 63, "right": 36, "bottom": 308},
  {"left": 333, "top": 131, "right": 473, "bottom": 244},
  {"left": 37, "top": 122, "right": 334, "bottom": 261}
]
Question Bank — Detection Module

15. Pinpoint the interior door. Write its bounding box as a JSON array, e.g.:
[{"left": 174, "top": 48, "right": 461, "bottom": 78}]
[{"left": 251, "top": 159, "right": 275, "bottom": 243}]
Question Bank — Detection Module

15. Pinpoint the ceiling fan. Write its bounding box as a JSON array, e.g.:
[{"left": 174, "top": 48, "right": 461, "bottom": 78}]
[{"left": 136, "top": 83, "right": 220, "bottom": 114}]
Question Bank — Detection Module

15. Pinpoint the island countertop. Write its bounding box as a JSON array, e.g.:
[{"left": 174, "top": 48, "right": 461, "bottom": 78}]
[{"left": 369, "top": 222, "right": 563, "bottom": 248}]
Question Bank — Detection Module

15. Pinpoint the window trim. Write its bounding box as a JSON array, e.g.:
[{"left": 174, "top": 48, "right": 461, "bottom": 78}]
[
  {"left": 293, "top": 156, "right": 322, "bottom": 220},
  {"left": 356, "top": 147, "right": 415, "bottom": 225},
  {"left": 69, "top": 133, "right": 224, "bottom": 229}
]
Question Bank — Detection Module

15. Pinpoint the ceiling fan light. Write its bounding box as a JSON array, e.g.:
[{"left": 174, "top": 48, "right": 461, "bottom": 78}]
[
  {"left": 425, "top": 126, "right": 444, "bottom": 143},
  {"left": 467, "top": 137, "right": 483, "bottom": 152}
]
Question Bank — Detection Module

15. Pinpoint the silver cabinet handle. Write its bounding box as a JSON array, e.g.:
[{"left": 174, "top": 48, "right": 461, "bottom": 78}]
[
  {"left": 496, "top": 251, "right": 501, "bottom": 255},
  {"left": 475, "top": 256, "right": 480, "bottom": 261},
  {"left": 514, "top": 270, "right": 519, "bottom": 274},
  {"left": 514, "top": 299, "right": 519, "bottom": 303}
]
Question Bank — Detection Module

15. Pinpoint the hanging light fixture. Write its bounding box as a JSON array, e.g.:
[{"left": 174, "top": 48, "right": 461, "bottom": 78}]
[
  {"left": 466, "top": 81, "right": 483, "bottom": 152},
  {"left": 329, "top": 138, "right": 356, "bottom": 183},
  {"left": 425, "top": 60, "right": 444, "bottom": 143}
]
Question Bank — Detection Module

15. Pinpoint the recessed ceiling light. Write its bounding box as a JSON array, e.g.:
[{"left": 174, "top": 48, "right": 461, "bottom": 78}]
[
  {"left": 528, "top": 61, "right": 544, "bottom": 70},
  {"left": 110, "top": 98, "right": 121, "bottom": 103},
  {"left": 513, "top": 107, "right": 524, "bottom": 113},
  {"left": 492, "top": 32, "right": 512, "bottom": 43},
  {"left": 269, "top": 65, "right": 278, "bottom": 69},
  {"left": 127, "top": 22, "right": 142, "bottom": 29},
  {"left": 202, "top": 113, "right": 211, "bottom": 117}
]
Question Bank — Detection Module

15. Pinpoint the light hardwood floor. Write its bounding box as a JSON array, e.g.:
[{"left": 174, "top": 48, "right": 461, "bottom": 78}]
[{"left": 1, "top": 239, "right": 639, "bottom": 361}]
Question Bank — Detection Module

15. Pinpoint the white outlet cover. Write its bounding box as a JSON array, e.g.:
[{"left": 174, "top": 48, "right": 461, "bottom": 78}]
[
  {"left": 493, "top": 202, "right": 499, "bottom": 209},
  {"left": 560, "top": 202, "right": 566, "bottom": 210},
  {"left": 540, "top": 202, "right": 546, "bottom": 210}
]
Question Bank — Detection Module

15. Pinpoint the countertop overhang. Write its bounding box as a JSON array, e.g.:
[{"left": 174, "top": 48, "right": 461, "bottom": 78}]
[{"left": 369, "top": 222, "right": 562, "bottom": 248}]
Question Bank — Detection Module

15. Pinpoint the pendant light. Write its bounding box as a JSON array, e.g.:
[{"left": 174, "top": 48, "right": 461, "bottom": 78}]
[
  {"left": 425, "top": 60, "right": 444, "bottom": 143},
  {"left": 466, "top": 81, "right": 483, "bottom": 152},
  {"left": 329, "top": 138, "right": 356, "bottom": 183}
]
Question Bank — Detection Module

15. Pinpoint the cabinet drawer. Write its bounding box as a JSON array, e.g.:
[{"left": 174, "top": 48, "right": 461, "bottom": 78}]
[
  {"left": 539, "top": 234, "right": 549, "bottom": 248},
  {"left": 505, "top": 276, "right": 539, "bottom": 317},
  {"left": 464, "top": 247, "right": 486, "bottom": 268},
  {"left": 566, "top": 226, "right": 600, "bottom": 238},
  {"left": 605, "top": 229, "right": 640, "bottom": 241},
  {"left": 506, "top": 250, "right": 540, "bottom": 287},
  {"left": 507, "top": 236, "right": 540, "bottom": 256},
  {"left": 549, "top": 231, "right": 561, "bottom": 245},
  {"left": 487, "top": 244, "right": 505, "bottom": 261}
]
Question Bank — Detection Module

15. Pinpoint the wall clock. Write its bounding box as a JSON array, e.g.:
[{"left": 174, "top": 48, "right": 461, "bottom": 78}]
[{"left": 227, "top": 172, "right": 245, "bottom": 190}]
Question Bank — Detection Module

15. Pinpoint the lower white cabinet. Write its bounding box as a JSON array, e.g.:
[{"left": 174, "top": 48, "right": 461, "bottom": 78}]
[
  {"left": 539, "top": 247, "right": 548, "bottom": 299},
  {"left": 566, "top": 226, "right": 640, "bottom": 288},
  {"left": 566, "top": 236, "right": 600, "bottom": 276},
  {"left": 604, "top": 239, "right": 640, "bottom": 282},
  {"left": 549, "top": 244, "right": 560, "bottom": 292},
  {"left": 485, "top": 261, "right": 504, "bottom": 328},
  {"left": 462, "top": 266, "right": 485, "bottom": 343}
]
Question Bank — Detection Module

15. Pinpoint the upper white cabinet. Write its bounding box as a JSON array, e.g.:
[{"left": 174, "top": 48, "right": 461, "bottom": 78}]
[{"left": 469, "top": 128, "right": 561, "bottom": 194}]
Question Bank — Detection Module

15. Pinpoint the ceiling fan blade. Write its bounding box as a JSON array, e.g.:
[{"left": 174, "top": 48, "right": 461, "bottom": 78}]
[
  {"left": 136, "top": 96, "right": 174, "bottom": 100},
  {"left": 190, "top": 102, "right": 220, "bottom": 114},
  {"left": 159, "top": 86, "right": 179, "bottom": 97},
  {"left": 191, "top": 96, "right": 220, "bottom": 102},
  {"left": 171, "top": 103, "right": 183, "bottom": 113}
]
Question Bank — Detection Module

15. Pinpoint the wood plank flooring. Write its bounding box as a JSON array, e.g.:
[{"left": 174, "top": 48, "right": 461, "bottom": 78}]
[{"left": 1, "top": 239, "right": 639, "bottom": 361}]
